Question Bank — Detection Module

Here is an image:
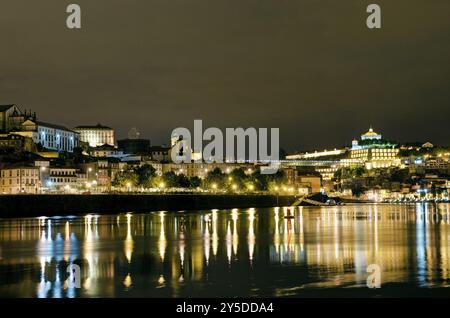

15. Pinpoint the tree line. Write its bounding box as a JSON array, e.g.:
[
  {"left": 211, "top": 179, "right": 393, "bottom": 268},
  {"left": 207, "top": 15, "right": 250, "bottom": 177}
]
[{"left": 112, "top": 164, "right": 286, "bottom": 192}]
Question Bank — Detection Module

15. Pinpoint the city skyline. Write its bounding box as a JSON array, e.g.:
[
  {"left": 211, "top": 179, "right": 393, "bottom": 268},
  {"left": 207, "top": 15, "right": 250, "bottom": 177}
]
[
  {"left": 1, "top": 1, "right": 450, "bottom": 151},
  {"left": 0, "top": 103, "right": 446, "bottom": 153}
]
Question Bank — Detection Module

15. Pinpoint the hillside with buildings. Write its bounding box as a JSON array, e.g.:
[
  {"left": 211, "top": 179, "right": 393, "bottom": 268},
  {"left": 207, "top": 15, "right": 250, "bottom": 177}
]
[{"left": 1, "top": 104, "right": 449, "bottom": 202}]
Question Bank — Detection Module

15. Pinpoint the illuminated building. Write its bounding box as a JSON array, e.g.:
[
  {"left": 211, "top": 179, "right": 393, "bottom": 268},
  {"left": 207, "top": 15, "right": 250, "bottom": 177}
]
[
  {"left": 15, "top": 120, "right": 79, "bottom": 153},
  {"left": 0, "top": 166, "right": 40, "bottom": 194},
  {"left": 45, "top": 168, "right": 79, "bottom": 191},
  {"left": 73, "top": 124, "right": 115, "bottom": 147},
  {"left": 0, "top": 104, "right": 34, "bottom": 132},
  {"left": 89, "top": 144, "right": 124, "bottom": 158},
  {"left": 350, "top": 127, "right": 400, "bottom": 169},
  {"left": 1, "top": 105, "right": 79, "bottom": 152},
  {"left": 422, "top": 142, "right": 434, "bottom": 149},
  {"left": 315, "top": 166, "right": 338, "bottom": 181},
  {"left": 286, "top": 148, "right": 346, "bottom": 160}
]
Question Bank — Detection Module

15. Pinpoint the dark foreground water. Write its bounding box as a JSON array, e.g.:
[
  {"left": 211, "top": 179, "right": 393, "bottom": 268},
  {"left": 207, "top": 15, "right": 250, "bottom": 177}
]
[{"left": 0, "top": 204, "right": 450, "bottom": 298}]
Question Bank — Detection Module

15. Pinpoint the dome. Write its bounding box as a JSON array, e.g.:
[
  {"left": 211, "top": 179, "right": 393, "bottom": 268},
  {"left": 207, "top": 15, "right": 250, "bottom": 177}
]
[
  {"left": 363, "top": 127, "right": 378, "bottom": 137},
  {"left": 361, "top": 126, "right": 382, "bottom": 140}
]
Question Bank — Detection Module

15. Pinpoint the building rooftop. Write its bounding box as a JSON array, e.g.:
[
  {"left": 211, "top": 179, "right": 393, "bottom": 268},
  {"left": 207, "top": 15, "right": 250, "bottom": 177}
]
[
  {"left": 74, "top": 123, "right": 113, "bottom": 130},
  {"left": 91, "top": 144, "right": 117, "bottom": 150},
  {"left": 0, "top": 104, "right": 15, "bottom": 112},
  {"left": 36, "top": 121, "right": 75, "bottom": 133}
]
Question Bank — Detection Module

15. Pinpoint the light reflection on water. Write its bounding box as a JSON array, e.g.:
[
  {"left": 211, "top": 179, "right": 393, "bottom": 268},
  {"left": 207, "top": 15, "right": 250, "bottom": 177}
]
[{"left": 0, "top": 204, "right": 450, "bottom": 297}]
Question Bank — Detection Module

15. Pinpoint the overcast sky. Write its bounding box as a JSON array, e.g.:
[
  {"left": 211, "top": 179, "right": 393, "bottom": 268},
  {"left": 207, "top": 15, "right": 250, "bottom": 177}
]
[{"left": 1, "top": 0, "right": 449, "bottom": 151}]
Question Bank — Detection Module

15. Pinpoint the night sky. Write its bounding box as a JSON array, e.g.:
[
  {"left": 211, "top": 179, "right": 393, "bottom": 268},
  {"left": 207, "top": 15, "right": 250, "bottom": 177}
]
[{"left": 1, "top": 0, "right": 449, "bottom": 152}]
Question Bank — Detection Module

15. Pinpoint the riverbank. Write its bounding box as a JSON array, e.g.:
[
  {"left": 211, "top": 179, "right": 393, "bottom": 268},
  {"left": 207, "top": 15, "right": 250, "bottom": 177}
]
[{"left": 0, "top": 194, "right": 297, "bottom": 217}]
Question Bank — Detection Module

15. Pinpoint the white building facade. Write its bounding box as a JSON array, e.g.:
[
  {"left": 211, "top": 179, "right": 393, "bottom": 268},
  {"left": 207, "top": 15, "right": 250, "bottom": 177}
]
[
  {"left": 73, "top": 124, "right": 115, "bottom": 147},
  {"left": 17, "top": 120, "right": 79, "bottom": 152}
]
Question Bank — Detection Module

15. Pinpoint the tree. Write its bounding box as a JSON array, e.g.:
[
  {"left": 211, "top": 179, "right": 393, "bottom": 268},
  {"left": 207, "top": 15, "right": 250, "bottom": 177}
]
[
  {"left": 189, "top": 176, "right": 201, "bottom": 188},
  {"left": 205, "top": 168, "right": 226, "bottom": 188},
  {"left": 351, "top": 183, "right": 365, "bottom": 197},
  {"left": 176, "top": 174, "right": 191, "bottom": 188},
  {"left": 112, "top": 170, "right": 138, "bottom": 188},
  {"left": 162, "top": 171, "right": 179, "bottom": 188},
  {"left": 351, "top": 166, "right": 366, "bottom": 177},
  {"left": 229, "top": 168, "right": 249, "bottom": 189},
  {"left": 136, "top": 164, "right": 156, "bottom": 188},
  {"left": 390, "top": 168, "right": 410, "bottom": 183},
  {"left": 250, "top": 169, "right": 285, "bottom": 191}
]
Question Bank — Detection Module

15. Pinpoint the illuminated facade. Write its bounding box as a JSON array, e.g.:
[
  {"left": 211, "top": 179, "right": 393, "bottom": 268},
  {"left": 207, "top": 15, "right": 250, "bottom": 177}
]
[
  {"left": 286, "top": 148, "right": 346, "bottom": 160},
  {"left": 350, "top": 127, "right": 400, "bottom": 169},
  {"left": 315, "top": 166, "right": 339, "bottom": 181},
  {"left": 16, "top": 120, "right": 79, "bottom": 153},
  {"left": 45, "top": 168, "right": 79, "bottom": 190},
  {"left": 73, "top": 124, "right": 115, "bottom": 147},
  {"left": 360, "top": 127, "right": 381, "bottom": 141},
  {"left": 0, "top": 166, "right": 40, "bottom": 194},
  {"left": 351, "top": 148, "right": 399, "bottom": 160}
]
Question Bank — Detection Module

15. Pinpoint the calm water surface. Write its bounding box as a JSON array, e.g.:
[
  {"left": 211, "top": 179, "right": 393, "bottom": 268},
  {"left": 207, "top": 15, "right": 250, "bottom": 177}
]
[{"left": 1, "top": 204, "right": 450, "bottom": 297}]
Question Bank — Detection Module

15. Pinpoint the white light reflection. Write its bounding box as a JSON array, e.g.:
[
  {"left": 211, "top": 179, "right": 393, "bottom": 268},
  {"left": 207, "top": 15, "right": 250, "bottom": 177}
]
[
  {"left": 212, "top": 210, "right": 218, "bottom": 256},
  {"left": 232, "top": 209, "right": 239, "bottom": 256},
  {"left": 248, "top": 208, "right": 256, "bottom": 263}
]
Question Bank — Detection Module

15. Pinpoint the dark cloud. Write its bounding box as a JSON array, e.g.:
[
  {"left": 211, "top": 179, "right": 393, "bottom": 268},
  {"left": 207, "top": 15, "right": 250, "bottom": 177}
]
[{"left": 1, "top": 0, "right": 449, "bottom": 151}]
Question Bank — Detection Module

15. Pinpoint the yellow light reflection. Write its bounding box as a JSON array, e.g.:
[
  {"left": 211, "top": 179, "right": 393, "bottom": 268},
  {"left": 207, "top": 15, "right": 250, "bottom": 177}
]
[{"left": 158, "top": 212, "right": 166, "bottom": 262}]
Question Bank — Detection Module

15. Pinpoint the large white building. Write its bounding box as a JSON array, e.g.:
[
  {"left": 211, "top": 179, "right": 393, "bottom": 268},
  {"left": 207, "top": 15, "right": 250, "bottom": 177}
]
[
  {"left": 0, "top": 105, "right": 79, "bottom": 153},
  {"left": 15, "top": 119, "right": 79, "bottom": 153},
  {"left": 350, "top": 127, "right": 400, "bottom": 169},
  {"left": 73, "top": 124, "right": 115, "bottom": 147}
]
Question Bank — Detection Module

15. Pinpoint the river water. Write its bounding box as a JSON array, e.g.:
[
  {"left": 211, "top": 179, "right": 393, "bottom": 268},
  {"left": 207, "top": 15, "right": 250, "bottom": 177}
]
[{"left": 0, "top": 204, "right": 450, "bottom": 298}]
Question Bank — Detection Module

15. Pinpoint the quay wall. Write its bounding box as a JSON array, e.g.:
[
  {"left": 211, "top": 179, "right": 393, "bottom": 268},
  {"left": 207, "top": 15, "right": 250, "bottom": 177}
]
[{"left": 0, "top": 194, "right": 297, "bottom": 217}]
